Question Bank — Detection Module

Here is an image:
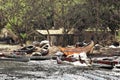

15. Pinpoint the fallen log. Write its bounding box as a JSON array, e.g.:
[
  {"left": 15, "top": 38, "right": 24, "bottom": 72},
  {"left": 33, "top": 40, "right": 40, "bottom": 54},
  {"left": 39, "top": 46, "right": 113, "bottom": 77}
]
[
  {"left": 30, "top": 56, "right": 51, "bottom": 60},
  {"left": 0, "top": 57, "right": 30, "bottom": 62},
  {"left": 92, "top": 57, "right": 119, "bottom": 69},
  {"left": 4, "top": 53, "right": 57, "bottom": 60}
]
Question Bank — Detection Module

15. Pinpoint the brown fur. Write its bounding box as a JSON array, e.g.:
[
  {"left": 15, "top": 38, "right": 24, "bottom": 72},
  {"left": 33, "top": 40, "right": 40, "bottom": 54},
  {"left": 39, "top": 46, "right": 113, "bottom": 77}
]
[{"left": 59, "top": 41, "right": 94, "bottom": 56}]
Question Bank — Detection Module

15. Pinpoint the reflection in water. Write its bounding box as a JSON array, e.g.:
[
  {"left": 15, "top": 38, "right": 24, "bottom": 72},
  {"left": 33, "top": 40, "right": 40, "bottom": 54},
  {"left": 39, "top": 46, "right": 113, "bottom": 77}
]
[{"left": 0, "top": 60, "right": 120, "bottom": 80}]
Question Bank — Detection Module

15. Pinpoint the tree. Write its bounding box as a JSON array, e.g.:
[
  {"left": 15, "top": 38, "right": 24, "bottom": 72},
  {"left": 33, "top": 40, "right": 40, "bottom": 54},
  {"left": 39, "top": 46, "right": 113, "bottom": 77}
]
[
  {"left": 0, "top": 0, "right": 55, "bottom": 44},
  {"left": 0, "top": 0, "right": 120, "bottom": 45}
]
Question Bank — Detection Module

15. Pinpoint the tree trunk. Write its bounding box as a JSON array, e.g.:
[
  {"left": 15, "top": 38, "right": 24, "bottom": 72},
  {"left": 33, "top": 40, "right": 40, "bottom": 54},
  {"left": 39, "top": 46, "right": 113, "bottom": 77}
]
[{"left": 46, "top": 29, "right": 52, "bottom": 46}]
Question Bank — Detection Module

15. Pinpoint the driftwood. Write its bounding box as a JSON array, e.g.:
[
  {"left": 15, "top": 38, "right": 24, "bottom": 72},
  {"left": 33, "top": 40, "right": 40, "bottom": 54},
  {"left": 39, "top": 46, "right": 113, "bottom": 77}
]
[
  {"left": 5, "top": 54, "right": 57, "bottom": 61},
  {"left": 30, "top": 56, "right": 57, "bottom": 60},
  {"left": 0, "top": 57, "right": 30, "bottom": 62}
]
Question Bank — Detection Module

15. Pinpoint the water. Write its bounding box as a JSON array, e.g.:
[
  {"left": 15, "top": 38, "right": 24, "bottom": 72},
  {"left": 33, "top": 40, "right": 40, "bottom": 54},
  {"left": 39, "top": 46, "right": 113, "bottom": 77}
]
[{"left": 0, "top": 60, "right": 120, "bottom": 80}]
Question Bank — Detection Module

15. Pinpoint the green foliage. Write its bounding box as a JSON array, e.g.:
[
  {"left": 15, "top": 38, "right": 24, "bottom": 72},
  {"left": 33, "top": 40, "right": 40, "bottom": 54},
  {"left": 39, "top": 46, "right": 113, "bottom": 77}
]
[
  {"left": 20, "top": 33, "right": 27, "bottom": 39},
  {"left": 5, "top": 23, "right": 12, "bottom": 29},
  {"left": 0, "top": 0, "right": 120, "bottom": 43}
]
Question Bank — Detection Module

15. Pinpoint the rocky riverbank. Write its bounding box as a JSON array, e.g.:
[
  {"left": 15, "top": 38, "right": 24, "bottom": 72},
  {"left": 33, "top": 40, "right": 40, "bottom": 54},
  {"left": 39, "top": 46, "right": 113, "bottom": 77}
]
[{"left": 0, "top": 44, "right": 120, "bottom": 80}]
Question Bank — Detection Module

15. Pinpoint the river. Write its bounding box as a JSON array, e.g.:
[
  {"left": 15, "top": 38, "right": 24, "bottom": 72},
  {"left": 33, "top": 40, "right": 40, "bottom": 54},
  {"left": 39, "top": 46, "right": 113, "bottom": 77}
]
[{"left": 0, "top": 60, "right": 120, "bottom": 80}]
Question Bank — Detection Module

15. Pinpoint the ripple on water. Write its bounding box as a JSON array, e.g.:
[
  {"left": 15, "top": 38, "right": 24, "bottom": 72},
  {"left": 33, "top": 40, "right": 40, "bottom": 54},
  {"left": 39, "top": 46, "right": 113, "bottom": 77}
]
[{"left": 0, "top": 60, "right": 120, "bottom": 80}]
